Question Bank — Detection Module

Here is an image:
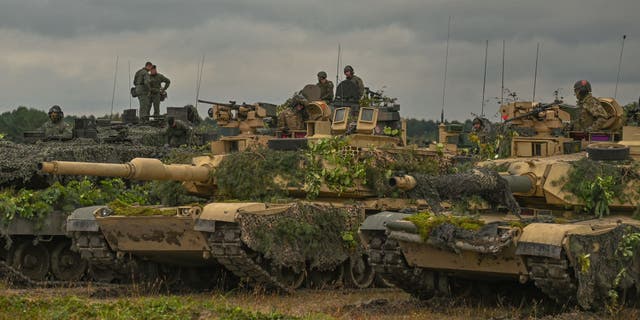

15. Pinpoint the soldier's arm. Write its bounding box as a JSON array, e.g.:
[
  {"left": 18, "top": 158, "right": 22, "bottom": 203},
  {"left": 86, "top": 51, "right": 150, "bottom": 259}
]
[
  {"left": 162, "top": 75, "right": 170, "bottom": 91},
  {"left": 328, "top": 82, "right": 334, "bottom": 100},
  {"left": 144, "top": 74, "right": 151, "bottom": 92}
]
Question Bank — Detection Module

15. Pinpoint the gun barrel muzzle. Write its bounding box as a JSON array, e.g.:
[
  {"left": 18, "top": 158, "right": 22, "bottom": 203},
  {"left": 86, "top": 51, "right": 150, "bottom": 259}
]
[{"left": 388, "top": 175, "right": 417, "bottom": 191}]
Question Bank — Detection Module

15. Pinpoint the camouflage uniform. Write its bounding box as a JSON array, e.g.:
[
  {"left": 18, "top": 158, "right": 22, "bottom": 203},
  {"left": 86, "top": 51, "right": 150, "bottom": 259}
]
[
  {"left": 134, "top": 67, "right": 151, "bottom": 121},
  {"left": 348, "top": 75, "right": 365, "bottom": 98},
  {"left": 576, "top": 94, "right": 609, "bottom": 131},
  {"left": 278, "top": 108, "right": 305, "bottom": 132},
  {"left": 41, "top": 120, "right": 73, "bottom": 141},
  {"left": 317, "top": 80, "right": 334, "bottom": 102},
  {"left": 166, "top": 119, "right": 192, "bottom": 147},
  {"left": 149, "top": 73, "right": 171, "bottom": 117}
]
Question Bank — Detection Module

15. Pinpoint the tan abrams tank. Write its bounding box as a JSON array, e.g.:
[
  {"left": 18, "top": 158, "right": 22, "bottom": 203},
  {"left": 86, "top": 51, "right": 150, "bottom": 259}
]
[
  {"left": 360, "top": 97, "right": 640, "bottom": 309},
  {"left": 39, "top": 86, "right": 452, "bottom": 291}
]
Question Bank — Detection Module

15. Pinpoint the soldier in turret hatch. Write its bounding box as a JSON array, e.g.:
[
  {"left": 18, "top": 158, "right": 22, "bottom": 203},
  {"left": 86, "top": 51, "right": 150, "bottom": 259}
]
[
  {"left": 343, "top": 65, "right": 365, "bottom": 99},
  {"left": 165, "top": 116, "right": 192, "bottom": 147},
  {"left": 278, "top": 97, "right": 308, "bottom": 137},
  {"left": 316, "top": 71, "right": 334, "bottom": 103},
  {"left": 41, "top": 105, "right": 73, "bottom": 141},
  {"left": 573, "top": 80, "right": 610, "bottom": 131}
]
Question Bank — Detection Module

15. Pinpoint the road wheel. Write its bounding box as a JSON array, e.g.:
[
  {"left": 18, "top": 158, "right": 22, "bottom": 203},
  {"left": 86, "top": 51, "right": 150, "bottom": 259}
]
[
  {"left": 344, "top": 255, "right": 375, "bottom": 289},
  {"left": 51, "top": 241, "right": 87, "bottom": 281},
  {"left": 12, "top": 241, "right": 50, "bottom": 281}
]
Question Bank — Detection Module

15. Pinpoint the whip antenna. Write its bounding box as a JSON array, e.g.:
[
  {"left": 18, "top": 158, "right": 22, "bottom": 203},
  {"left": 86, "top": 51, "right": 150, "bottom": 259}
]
[
  {"left": 195, "top": 54, "right": 205, "bottom": 109},
  {"left": 440, "top": 16, "right": 452, "bottom": 123},
  {"left": 110, "top": 56, "right": 119, "bottom": 118},
  {"left": 614, "top": 35, "right": 627, "bottom": 99},
  {"left": 481, "top": 40, "right": 488, "bottom": 117},
  {"left": 500, "top": 40, "right": 505, "bottom": 106},
  {"left": 128, "top": 60, "right": 131, "bottom": 109},
  {"left": 532, "top": 43, "right": 540, "bottom": 101}
]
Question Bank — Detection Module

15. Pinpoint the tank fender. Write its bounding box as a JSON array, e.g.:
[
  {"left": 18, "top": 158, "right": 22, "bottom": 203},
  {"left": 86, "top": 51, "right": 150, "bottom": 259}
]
[
  {"left": 515, "top": 223, "right": 592, "bottom": 259},
  {"left": 194, "top": 202, "right": 272, "bottom": 231},
  {"left": 66, "top": 206, "right": 104, "bottom": 232},
  {"left": 360, "top": 211, "right": 412, "bottom": 231}
]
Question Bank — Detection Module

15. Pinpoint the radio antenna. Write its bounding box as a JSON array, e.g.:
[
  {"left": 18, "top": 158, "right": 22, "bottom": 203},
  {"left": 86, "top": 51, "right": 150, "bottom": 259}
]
[
  {"left": 128, "top": 60, "right": 132, "bottom": 109},
  {"left": 614, "top": 35, "right": 627, "bottom": 99},
  {"left": 110, "top": 56, "right": 119, "bottom": 118},
  {"left": 500, "top": 40, "right": 505, "bottom": 106},
  {"left": 481, "top": 40, "right": 488, "bottom": 117},
  {"left": 440, "top": 16, "right": 452, "bottom": 123},
  {"left": 532, "top": 43, "right": 540, "bottom": 101}
]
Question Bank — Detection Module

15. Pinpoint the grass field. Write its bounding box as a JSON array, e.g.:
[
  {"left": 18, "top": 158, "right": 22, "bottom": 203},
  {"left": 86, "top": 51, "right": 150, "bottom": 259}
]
[{"left": 0, "top": 285, "right": 638, "bottom": 320}]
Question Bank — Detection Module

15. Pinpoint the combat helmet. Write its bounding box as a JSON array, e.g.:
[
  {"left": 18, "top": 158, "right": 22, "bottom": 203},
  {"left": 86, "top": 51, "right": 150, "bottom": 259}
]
[
  {"left": 344, "top": 65, "right": 354, "bottom": 74},
  {"left": 573, "top": 80, "right": 592, "bottom": 100},
  {"left": 48, "top": 105, "right": 64, "bottom": 122},
  {"left": 317, "top": 71, "right": 327, "bottom": 79}
]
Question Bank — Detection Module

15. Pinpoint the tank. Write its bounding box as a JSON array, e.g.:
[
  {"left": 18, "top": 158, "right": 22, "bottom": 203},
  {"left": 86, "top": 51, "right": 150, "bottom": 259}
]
[
  {"left": 0, "top": 106, "right": 212, "bottom": 283},
  {"left": 37, "top": 84, "right": 450, "bottom": 290},
  {"left": 359, "top": 97, "right": 640, "bottom": 310}
]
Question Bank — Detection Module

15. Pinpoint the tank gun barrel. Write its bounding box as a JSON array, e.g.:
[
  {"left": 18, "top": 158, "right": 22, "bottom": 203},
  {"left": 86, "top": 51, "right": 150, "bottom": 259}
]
[
  {"left": 38, "top": 158, "right": 212, "bottom": 182},
  {"left": 389, "top": 173, "right": 534, "bottom": 194},
  {"left": 388, "top": 175, "right": 417, "bottom": 191}
]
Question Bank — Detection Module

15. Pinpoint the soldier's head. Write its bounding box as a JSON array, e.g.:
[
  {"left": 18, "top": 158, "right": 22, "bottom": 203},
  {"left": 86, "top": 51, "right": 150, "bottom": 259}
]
[
  {"left": 573, "top": 80, "right": 592, "bottom": 100},
  {"left": 317, "top": 71, "right": 328, "bottom": 83},
  {"left": 344, "top": 65, "right": 354, "bottom": 78},
  {"left": 167, "top": 116, "right": 176, "bottom": 127},
  {"left": 145, "top": 61, "right": 153, "bottom": 70},
  {"left": 150, "top": 65, "right": 158, "bottom": 75},
  {"left": 472, "top": 118, "right": 483, "bottom": 131},
  {"left": 48, "top": 105, "right": 63, "bottom": 123}
]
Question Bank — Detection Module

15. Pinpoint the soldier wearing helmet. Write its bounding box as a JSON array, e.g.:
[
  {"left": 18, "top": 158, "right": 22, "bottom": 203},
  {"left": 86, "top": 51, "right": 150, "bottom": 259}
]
[
  {"left": 316, "top": 71, "right": 334, "bottom": 103},
  {"left": 165, "top": 116, "right": 192, "bottom": 147},
  {"left": 278, "top": 95, "right": 308, "bottom": 137},
  {"left": 41, "top": 105, "right": 73, "bottom": 141},
  {"left": 573, "top": 80, "right": 610, "bottom": 131},
  {"left": 343, "top": 65, "right": 365, "bottom": 99}
]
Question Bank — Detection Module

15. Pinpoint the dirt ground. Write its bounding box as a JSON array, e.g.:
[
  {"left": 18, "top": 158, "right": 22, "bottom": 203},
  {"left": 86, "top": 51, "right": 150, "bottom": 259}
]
[{"left": 1, "top": 284, "right": 638, "bottom": 320}]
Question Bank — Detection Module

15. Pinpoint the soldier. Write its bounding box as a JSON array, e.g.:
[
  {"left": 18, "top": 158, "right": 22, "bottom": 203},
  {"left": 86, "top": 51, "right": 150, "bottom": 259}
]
[
  {"left": 316, "top": 71, "right": 334, "bottom": 103},
  {"left": 41, "top": 105, "right": 73, "bottom": 141},
  {"left": 165, "top": 116, "right": 192, "bottom": 147},
  {"left": 278, "top": 98, "right": 308, "bottom": 136},
  {"left": 149, "top": 65, "right": 171, "bottom": 118},
  {"left": 573, "top": 80, "right": 610, "bottom": 131},
  {"left": 134, "top": 61, "right": 153, "bottom": 122},
  {"left": 184, "top": 104, "right": 202, "bottom": 125},
  {"left": 343, "top": 65, "right": 365, "bottom": 99}
]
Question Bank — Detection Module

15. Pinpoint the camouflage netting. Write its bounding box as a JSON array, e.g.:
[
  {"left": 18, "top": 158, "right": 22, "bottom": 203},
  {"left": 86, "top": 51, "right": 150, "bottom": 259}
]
[
  {"left": 237, "top": 202, "right": 364, "bottom": 272},
  {"left": 0, "top": 140, "right": 202, "bottom": 189},
  {"left": 405, "top": 168, "right": 520, "bottom": 216},
  {"left": 567, "top": 224, "right": 640, "bottom": 310}
]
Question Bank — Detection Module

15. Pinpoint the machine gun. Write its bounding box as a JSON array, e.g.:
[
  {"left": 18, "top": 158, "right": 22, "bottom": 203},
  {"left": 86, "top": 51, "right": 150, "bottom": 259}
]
[
  {"left": 503, "top": 103, "right": 556, "bottom": 123},
  {"left": 198, "top": 99, "right": 277, "bottom": 134}
]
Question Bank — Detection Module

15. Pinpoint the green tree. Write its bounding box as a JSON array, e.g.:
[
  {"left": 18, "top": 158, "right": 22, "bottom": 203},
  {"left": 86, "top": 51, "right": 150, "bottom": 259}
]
[{"left": 0, "top": 106, "right": 49, "bottom": 142}]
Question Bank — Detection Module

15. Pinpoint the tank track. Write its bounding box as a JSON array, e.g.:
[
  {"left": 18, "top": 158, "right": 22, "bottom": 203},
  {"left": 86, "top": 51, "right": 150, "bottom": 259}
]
[
  {"left": 70, "top": 230, "right": 129, "bottom": 282},
  {"left": 367, "top": 231, "right": 446, "bottom": 299},
  {"left": 0, "top": 259, "right": 120, "bottom": 289},
  {"left": 527, "top": 255, "right": 577, "bottom": 305},
  {"left": 207, "top": 223, "right": 297, "bottom": 293}
]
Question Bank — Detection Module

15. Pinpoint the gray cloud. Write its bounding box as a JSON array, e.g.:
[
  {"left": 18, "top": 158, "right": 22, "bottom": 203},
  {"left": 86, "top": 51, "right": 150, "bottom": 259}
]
[{"left": 0, "top": 0, "right": 638, "bottom": 121}]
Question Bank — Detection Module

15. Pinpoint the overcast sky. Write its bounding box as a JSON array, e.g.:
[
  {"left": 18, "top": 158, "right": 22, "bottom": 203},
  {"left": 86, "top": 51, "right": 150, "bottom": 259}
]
[{"left": 1, "top": 0, "right": 638, "bottom": 121}]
